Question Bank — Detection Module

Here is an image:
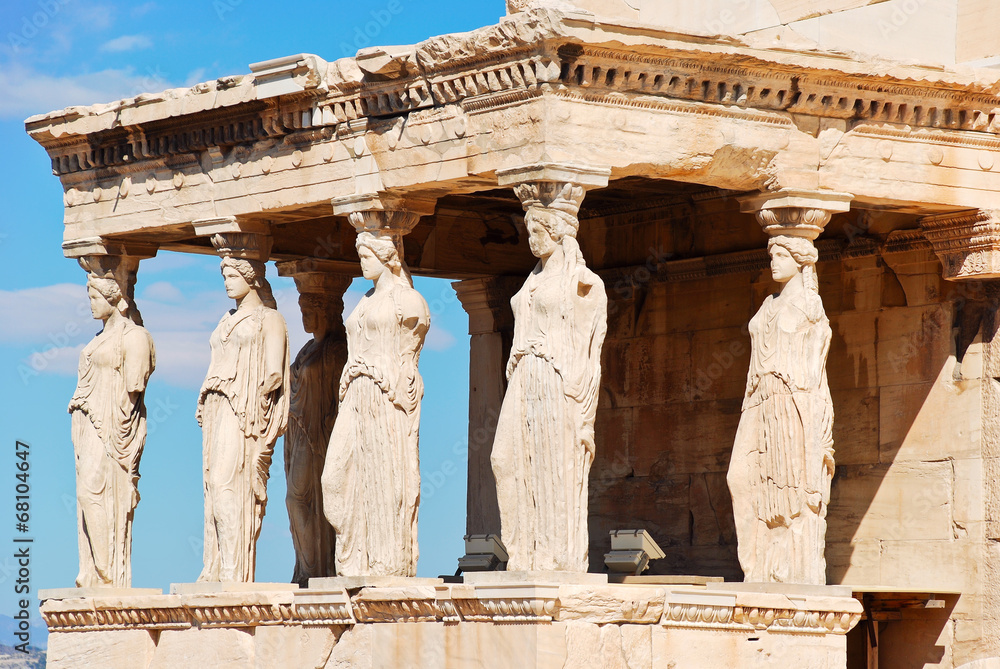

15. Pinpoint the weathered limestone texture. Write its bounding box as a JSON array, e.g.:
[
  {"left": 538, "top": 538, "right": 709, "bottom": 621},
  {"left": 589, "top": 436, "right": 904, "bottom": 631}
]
[
  {"left": 491, "top": 164, "right": 610, "bottom": 572},
  {"left": 197, "top": 228, "right": 290, "bottom": 582},
  {"left": 322, "top": 201, "right": 430, "bottom": 577},
  {"left": 279, "top": 264, "right": 352, "bottom": 586},
  {"left": 70, "top": 254, "right": 155, "bottom": 588}
]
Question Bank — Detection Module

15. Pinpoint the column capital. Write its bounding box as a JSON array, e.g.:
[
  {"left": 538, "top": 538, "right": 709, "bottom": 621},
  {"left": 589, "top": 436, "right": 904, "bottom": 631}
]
[
  {"left": 193, "top": 217, "right": 273, "bottom": 261},
  {"left": 62, "top": 236, "right": 158, "bottom": 260},
  {"left": 276, "top": 259, "right": 356, "bottom": 294},
  {"left": 453, "top": 276, "right": 523, "bottom": 335},
  {"left": 920, "top": 209, "right": 1000, "bottom": 281},
  {"left": 739, "top": 189, "right": 852, "bottom": 240},
  {"left": 332, "top": 191, "right": 433, "bottom": 245},
  {"left": 496, "top": 162, "right": 611, "bottom": 190}
]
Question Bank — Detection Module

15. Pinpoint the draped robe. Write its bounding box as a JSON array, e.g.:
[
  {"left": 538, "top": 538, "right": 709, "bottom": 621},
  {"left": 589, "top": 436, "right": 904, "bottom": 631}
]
[
  {"left": 491, "top": 253, "right": 607, "bottom": 572},
  {"left": 198, "top": 305, "right": 289, "bottom": 582},
  {"left": 322, "top": 282, "right": 428, "bottom": 577},
  {"left": 286, "top": 335, "right": 345, "bottom": 584},
  {"left": 69, "top": 317, "right": 155, "bottom": 587},
  {"left": 727, "top": 290, "right": 834, "bottom": 585}
]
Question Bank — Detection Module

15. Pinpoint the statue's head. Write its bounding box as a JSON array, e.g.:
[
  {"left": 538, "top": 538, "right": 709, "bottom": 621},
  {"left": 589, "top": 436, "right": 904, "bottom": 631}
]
[
  {"left": 86, "top": 276, "right": 126, "bottom": 321},
  {"left": 356, "top": 232, "right": 402, "bottom": 281},
  {"left": 524, "top": 207, "right": 579, "bottom": 259},
  {"left": 767, "top": 235, "right": 819, "bottom": 291},
  {"left": 219, "top": 256, "right": 276, "bottom": 308},
  {"left": 298, "top": 292, "right": 340, "bottom": 336}
]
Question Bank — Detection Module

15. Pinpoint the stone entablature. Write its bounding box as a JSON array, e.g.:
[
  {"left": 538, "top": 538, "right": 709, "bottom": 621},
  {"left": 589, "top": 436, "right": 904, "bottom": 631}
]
[
  {"left": 40, "top": 583, "right": 862, "bottom": 636},
  {"left": 921, "top": 209, "right": 1000, "bottom": 280},
  {"left": 25, "top": 7, "right": 1000, "bottom": 252}
]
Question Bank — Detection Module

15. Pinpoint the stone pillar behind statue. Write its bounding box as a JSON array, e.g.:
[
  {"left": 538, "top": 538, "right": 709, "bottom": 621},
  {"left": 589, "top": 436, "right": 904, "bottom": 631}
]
[{"left": 454, "top": 276, "right": 522, "bottom": 537}]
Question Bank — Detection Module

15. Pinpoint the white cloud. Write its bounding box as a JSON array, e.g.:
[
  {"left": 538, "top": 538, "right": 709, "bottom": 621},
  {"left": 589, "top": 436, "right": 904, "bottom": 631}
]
[
  {"left": 99, "top": 34, "right": 152, "bottom": 53},
  {"left": 130, "top": 2, "right": 157, "bottom": 18},
  {"left": 4, "top": 63, "right": 175, "bottom": 120},
  {"left": 141, "top": 281, "right": 185, "bottom": 303},
  {"left": 0, "top": 283, "right": 94, "bottom": 345},
  {"left": 425, "top": 323, "right": 458, "bottom": 351}
]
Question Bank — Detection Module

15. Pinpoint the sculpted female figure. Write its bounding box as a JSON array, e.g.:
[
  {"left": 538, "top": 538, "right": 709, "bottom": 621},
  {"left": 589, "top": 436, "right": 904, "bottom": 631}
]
[
  {"left": 727, "top": 235, "right": 835, "bottom": 585},
  {"left": 491, "top": 183, "right": 607, "bottom": 572},
  {"left": 197, "top": 257, "right": 289, "bottom": 582},
  {"left": 286, "top": 290, "right": 347, "bottom": 585},
  {"left": 69, "top": 268, "right": 155, "bottom": 587},
  {"left": 322, "top": 232, "right": 429, "bottom": 577}
]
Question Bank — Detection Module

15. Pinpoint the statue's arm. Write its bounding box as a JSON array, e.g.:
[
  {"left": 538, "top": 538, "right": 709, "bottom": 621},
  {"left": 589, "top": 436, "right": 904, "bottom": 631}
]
[
  {"left": 261, "top": 310, "right": 288, "bottom": 395},
  {"left": 122, "top": 328, "right": 155, "bottom": 400}
]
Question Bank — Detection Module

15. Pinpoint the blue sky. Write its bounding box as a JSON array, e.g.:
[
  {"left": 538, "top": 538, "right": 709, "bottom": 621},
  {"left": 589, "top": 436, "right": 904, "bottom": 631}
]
[{"left": 0, "top": 0, "right": 506, "bottom": 619}]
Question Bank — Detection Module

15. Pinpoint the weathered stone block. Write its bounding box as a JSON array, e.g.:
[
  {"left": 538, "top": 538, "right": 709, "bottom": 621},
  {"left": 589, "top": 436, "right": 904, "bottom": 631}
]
[
  {"left": 48, "top": 629, "right": 156, "bottom": 669},
  {"left": 150, "top": 628, "right": 254, "bottom": 669},
  {"left": 828, "top": 462, "right": 954, "bottom": 544},
  {"left": 831, "top": 388, "right": 879, "bottom": 466}
]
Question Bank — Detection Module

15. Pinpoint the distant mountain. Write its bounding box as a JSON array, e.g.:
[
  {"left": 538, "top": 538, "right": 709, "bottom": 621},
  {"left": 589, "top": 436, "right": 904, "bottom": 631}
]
[
  {"left": 0, "top": 616, "right": 46, "bottom": 650},
  {"left": 0, "top": 644, "right": 45, "bottom": 669}
]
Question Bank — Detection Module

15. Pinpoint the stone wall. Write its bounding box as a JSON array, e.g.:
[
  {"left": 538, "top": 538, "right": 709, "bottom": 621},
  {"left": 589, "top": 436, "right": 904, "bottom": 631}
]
[{"left": 581, "top": 201, "right": 991, "bottom": 667}]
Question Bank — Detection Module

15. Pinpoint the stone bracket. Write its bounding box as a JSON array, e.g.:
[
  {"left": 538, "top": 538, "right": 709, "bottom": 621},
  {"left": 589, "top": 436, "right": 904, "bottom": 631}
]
[
  {"left": 739, "top": 189, "right": 853, "bottom": 240},
  {"left": 920, "top": 209, "right": 1000, "bottom": 281},
  {"left": 193, "top": 217, "right": 273, "bottom": 261},
  {"left": 496, "top": 162, "right": 611, "bottom": 190}
]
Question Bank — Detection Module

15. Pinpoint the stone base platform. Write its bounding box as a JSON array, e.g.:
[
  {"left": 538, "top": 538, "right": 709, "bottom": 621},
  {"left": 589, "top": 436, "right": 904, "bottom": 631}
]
[{"left": 41, "top": 580, "right": 863, "bottom": 668}]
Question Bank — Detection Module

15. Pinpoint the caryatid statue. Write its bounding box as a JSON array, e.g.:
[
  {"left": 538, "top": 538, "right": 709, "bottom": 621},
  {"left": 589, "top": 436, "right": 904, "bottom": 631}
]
[
  {"left": 727, "top": 192, "right": 849, "bottom": 585},
  {"left": 278, "top": 263, "right": 352, "bottom": 586},
  {"left": 491, "top": 164, "right": 610, "bottom": 572},
  {"left": 322, "top": 205, "right": 430, "bottom": 577},
  {"left": 69, "top": 253, "right": 156, "bottom": 588},
  {"left": 196, "top": 230, "right": 290, "bottom": 583}
]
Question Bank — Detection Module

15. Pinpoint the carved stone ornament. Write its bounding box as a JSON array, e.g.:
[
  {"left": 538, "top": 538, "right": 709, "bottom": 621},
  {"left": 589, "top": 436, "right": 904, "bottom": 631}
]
[
  {"left": 69, "top": 254, "right": 156, "bottom": 588},
  {"left": 491, "top": 165, "right": 609, "bottom": 571},
  {"left": 197, "top": 231, "right": 290, "bottom": 582},
  {"left": 727, "top": 233, "right": 835, "bottom": 585},
  {"left": 920, "top": 209, "right": 1000, "bottom": 280},
  {"left": 322, "top": 209, "right": 430, "bottom": 577}
]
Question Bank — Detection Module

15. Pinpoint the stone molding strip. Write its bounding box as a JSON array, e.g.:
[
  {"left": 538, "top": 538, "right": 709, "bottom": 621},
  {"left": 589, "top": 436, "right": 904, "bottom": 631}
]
[{"left": 41, "top": 583, "right": 862, "bottom": 636}]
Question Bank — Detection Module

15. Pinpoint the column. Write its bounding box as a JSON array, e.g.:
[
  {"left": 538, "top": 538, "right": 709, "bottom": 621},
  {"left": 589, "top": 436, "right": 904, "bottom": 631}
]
[
  {"left": 490, "top": 162, "right": 610, "bottom": 572},
  {"left": 321, "top": 192, "right": 432, "bottom": 578},
  {"left": 63, "top": 238, "right": 157, "bottom": 589},
  {"left": 191, "top": 217, "right": 290, "bottom": 583},
  {"left": 453, "top": 276, "right": 523, "bottom": 537},
  {"left": 729, "top": 189, "right": 851, "bottom": 585},
  {"left": 275, "top": 259, "right": 354, "bottom": 586}
]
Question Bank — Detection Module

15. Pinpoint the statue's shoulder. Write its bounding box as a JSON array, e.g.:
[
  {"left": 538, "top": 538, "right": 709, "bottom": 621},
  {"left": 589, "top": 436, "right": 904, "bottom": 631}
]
[
  {"left": 122, "top": 321, "right": 154, "bottom": 350},
  {"left": 393, "top": 283, "right": 430, "bottom": 321}
]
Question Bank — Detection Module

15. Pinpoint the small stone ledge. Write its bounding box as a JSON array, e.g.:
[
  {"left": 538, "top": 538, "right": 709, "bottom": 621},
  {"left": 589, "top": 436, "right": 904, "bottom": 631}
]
[{"left": 41, "top": 581, "right": 863, "bottom": 636}]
